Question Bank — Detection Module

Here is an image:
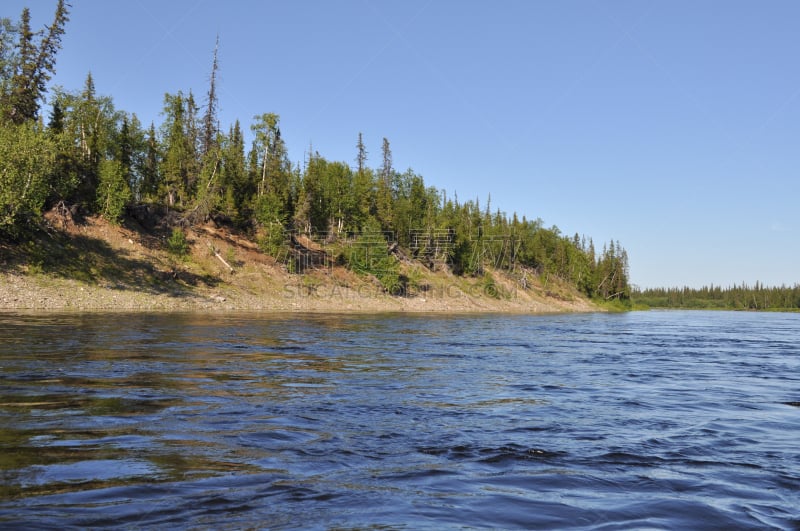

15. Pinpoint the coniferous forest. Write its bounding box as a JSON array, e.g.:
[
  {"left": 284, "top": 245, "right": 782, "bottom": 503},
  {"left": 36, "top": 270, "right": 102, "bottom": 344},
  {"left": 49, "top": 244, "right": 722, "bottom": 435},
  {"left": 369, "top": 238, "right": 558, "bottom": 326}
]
[
  {"left": 632, "top": 284, "right": 800, "bottom": 311},
  {"left": 0, "top": 3, "right": 633, "bottom": 300}
]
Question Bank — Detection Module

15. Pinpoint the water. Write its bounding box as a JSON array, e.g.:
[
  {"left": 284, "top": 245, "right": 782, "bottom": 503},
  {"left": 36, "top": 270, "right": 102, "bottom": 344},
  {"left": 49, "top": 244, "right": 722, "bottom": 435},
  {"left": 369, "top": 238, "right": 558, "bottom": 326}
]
[{"left": 0, "top": 310, "right": 798, "bottom": 530}]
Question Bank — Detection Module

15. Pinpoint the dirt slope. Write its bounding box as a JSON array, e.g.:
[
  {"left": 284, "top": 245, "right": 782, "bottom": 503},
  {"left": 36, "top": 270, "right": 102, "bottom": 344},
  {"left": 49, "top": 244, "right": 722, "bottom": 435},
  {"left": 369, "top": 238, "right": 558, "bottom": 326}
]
[{"left": 0, "top": 211, "right": 600, "bottom": 313}]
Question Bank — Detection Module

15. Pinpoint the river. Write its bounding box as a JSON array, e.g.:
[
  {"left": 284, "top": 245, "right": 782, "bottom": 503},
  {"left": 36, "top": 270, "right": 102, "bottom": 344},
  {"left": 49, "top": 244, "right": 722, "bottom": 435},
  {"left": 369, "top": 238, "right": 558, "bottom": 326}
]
[{"left": 0, "top": 310, "right": 798, "bottom": 529}]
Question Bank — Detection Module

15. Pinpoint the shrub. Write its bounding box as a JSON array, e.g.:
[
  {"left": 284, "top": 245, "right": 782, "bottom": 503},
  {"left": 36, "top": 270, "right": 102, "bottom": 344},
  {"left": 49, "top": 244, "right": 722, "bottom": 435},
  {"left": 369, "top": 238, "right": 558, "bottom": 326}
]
[
  {"left": 0, "top": 123, "right": 54, "bottom": 234},
  {"left": 96, "top": 159, "right": 131, "bottom": 223},
  {"left": 167, "top": 228, "right": 189, "bottom": 257}
]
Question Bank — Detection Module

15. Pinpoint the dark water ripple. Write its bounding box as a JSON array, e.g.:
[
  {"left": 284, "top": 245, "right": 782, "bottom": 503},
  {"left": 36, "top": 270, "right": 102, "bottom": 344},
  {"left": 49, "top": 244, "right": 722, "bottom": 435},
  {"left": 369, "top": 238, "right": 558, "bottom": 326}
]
[{"left": 0, "top": 310, "right": 799, "bottom": 529}]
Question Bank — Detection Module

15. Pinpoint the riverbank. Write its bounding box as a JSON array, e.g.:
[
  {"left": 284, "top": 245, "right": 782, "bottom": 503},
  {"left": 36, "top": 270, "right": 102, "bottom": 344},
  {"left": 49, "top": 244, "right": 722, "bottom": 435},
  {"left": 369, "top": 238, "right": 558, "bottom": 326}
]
[
  {"left": 0, "top": 271, "right": 597, "bottom": 313},
  {"left": 0, "top": 212, "right": 599, "bottom": 313}
]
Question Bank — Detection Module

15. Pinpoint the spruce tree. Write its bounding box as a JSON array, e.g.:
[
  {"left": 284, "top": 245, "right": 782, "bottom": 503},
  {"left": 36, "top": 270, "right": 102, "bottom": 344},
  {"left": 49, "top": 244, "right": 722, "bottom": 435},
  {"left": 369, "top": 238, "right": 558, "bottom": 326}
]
[
  {"left": 201, "top": 35, "right": 220, "bottom": 157},
  {"left": 115, "top": 114, "right": 145, "bottom": 201},
  {"left": 184, "top": 90, "right": 200, "bottom": 196},
  {"left": 0, "top": 17, "right": 17, "bottom": 87},
  {"left": 356, "top": 132, "right": 367, "bottom": 175},
  {"left": 380, "top": 137, "right": 392, "bottom": 185},
  {"left": 219, "top": 120, "right": 247, "bottom": 222},
  {"left": 1, "top": 1, "right": 69, "bottom": 124},
  {"left": 139, "top": 122, "right": 160, "bottom": 201},
  {"left": 2, "top": 8, "right": 35, "bottom": 124},
  {"left": 375, "top": 137, "right": 394, "bottom": 231},
  {"left": 75, "top": 73, "right": 105, "bottom": 208},
  {"left": 160, "top": 92, "right": 193, "bottom": 207}
]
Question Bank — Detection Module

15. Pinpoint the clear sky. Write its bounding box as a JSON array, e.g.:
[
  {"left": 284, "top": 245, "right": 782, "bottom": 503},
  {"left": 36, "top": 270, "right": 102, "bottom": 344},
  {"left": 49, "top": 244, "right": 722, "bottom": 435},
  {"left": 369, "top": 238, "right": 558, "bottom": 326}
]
[{"left": 8, "top": 0, "right": 800, "bottom": 288}]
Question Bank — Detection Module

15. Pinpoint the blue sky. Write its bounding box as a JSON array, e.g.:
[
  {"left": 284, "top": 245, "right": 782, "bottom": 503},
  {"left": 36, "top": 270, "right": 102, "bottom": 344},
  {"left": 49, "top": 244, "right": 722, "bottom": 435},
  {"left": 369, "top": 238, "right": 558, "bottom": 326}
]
[{"left": 8, "top": 0, "right": 800, "bottom": 288}]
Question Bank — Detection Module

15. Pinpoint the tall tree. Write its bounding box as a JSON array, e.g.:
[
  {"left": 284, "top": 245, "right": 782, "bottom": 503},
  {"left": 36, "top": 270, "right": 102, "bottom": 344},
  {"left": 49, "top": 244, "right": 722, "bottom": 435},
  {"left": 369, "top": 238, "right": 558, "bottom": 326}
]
[
  {"left": 114, "top": 113, "right": 145, "bottom": 200},
  {"left": 201, "top": 35, "right": 220, "bottom": 157},
  {"left": 45, "top": 96, "right": 79, "bottom": 204},
  {"left": 352, "top": 164, "right": 374, "bottom": 231},
  {"left": 0, "top": 16, "right": 17, "bottom": 85},
  {"left": 75, "top": 73, "right": 104, "bottom": 206},
  {"left": 161, "top": 91, "right": 197, "bottom": 207},
  {"left": 322, "top": 160, "right": 354, "bottom": 233},
  {"left": 375, "top": 137, "right": 394, "bottom": 231},
  {"left": 139, "top": 122, "right": 160, "bottom": 201},
  {"left": 1, "top": 1, "right": 69, "bottom": 124},
  {"left": 47, "top": 73, "right": 118, "bottom": 209},
  {"left": 298, "top": 150, "right": 327, "bottom": 232},
  {"left": 188, "top": 133, "right": 223, "bottom": 224},
  {"left": 2, "top": 8, "right": 35, "bottom": 124},
  {"left": 219, "top": 120, "right": 248, "bottom": 222},
  {"left": 184, "top": 90, "right": 201, "bottom": 195},
  {"left": 380, "top": 137, "right": 392, "bottom": 185},
  {"left": 355, "top": 132, "right": 367, "bottom": 176},
  {"left": 250, "top": 112, "right": 291, "bottom": 225},
  {"left": 117, "top": 116, "right": 133, "bottom": 182}
]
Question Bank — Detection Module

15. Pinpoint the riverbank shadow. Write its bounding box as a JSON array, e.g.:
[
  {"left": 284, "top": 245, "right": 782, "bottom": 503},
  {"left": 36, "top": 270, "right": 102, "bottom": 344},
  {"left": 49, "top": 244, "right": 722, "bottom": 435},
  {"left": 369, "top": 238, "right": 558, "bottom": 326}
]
[{"left": 0, "top": 225, "right": 219, "bottom": 296}]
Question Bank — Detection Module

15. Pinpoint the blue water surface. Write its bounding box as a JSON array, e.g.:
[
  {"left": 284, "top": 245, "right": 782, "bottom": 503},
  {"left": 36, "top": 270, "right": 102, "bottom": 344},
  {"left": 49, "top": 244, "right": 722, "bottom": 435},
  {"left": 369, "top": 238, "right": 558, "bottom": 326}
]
[{"left": 0, "top": 310, "right": 798, "bottom": 529}]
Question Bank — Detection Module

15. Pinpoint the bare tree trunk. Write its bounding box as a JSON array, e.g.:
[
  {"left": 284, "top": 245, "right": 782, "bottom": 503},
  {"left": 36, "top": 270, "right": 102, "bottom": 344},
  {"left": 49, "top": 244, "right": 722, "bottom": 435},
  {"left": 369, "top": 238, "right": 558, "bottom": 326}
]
[
  {"left": 260, "top": 154, "right": 267, "bottom": 197},
  {"left": 207, "top": 241, "right": 234, "bottom": 273}
]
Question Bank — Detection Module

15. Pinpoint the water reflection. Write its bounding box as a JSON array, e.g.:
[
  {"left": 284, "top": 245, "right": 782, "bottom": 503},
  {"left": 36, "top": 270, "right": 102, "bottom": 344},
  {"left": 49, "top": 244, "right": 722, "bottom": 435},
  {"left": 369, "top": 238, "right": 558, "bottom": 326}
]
[{"left": 1, "top": 311, "right": 799, "bottom": 529}]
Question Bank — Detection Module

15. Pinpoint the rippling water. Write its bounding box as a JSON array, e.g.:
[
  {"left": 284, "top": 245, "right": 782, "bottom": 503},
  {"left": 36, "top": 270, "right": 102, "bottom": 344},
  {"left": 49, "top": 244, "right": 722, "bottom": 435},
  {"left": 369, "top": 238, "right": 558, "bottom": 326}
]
[{"left": 0, "top": 310, "right": 798, "bottom": 529}]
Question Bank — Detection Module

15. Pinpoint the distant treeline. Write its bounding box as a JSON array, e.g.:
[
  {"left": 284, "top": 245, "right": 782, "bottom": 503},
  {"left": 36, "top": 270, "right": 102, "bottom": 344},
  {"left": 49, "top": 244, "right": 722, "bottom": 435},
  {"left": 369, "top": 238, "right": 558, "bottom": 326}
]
[
  {"left": 0, "top": 2, "right": 630, "bottom": 299},
  {"left": 633, "top": 283, "right": 800, "bottom": 311}
]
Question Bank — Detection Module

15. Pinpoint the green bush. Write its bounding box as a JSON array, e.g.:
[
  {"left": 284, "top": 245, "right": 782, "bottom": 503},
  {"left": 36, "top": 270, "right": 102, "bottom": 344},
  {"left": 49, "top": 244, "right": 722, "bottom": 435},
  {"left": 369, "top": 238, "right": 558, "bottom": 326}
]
[
  {"left": 167, "top": 228, "right": 189, "bottom": 257},
  {"left": 346, "top": 224, "right": 401, "bottom": 293},
  {"left": 96, "top": 159, "right": 131, "bottom": 223},
  {"left": 257, "top": 223, "right": 287, "bottom": 258},
  {"left": 0, "top": 123, "right": 54, "bottom": 234},
  {"left": 481, "top": 272, "right": 502, "bottom": 299}
]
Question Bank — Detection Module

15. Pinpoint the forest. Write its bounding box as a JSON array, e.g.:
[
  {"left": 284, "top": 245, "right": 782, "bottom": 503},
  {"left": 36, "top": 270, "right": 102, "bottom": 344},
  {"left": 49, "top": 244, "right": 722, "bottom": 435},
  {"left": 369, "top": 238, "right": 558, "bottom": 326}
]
[
  {"left": 632, "top": 284, "right": 800, "bottom": 311},
  {"left": 0, "top": 2, "right": 630, "bottom": 301}
]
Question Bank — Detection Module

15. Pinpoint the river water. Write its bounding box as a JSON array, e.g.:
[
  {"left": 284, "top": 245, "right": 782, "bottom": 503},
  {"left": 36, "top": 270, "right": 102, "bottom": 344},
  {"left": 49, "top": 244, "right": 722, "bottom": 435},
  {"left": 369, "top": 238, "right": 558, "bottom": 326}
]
[{"left": 0, "top": 310, "right": 798, "bottom": 529}]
